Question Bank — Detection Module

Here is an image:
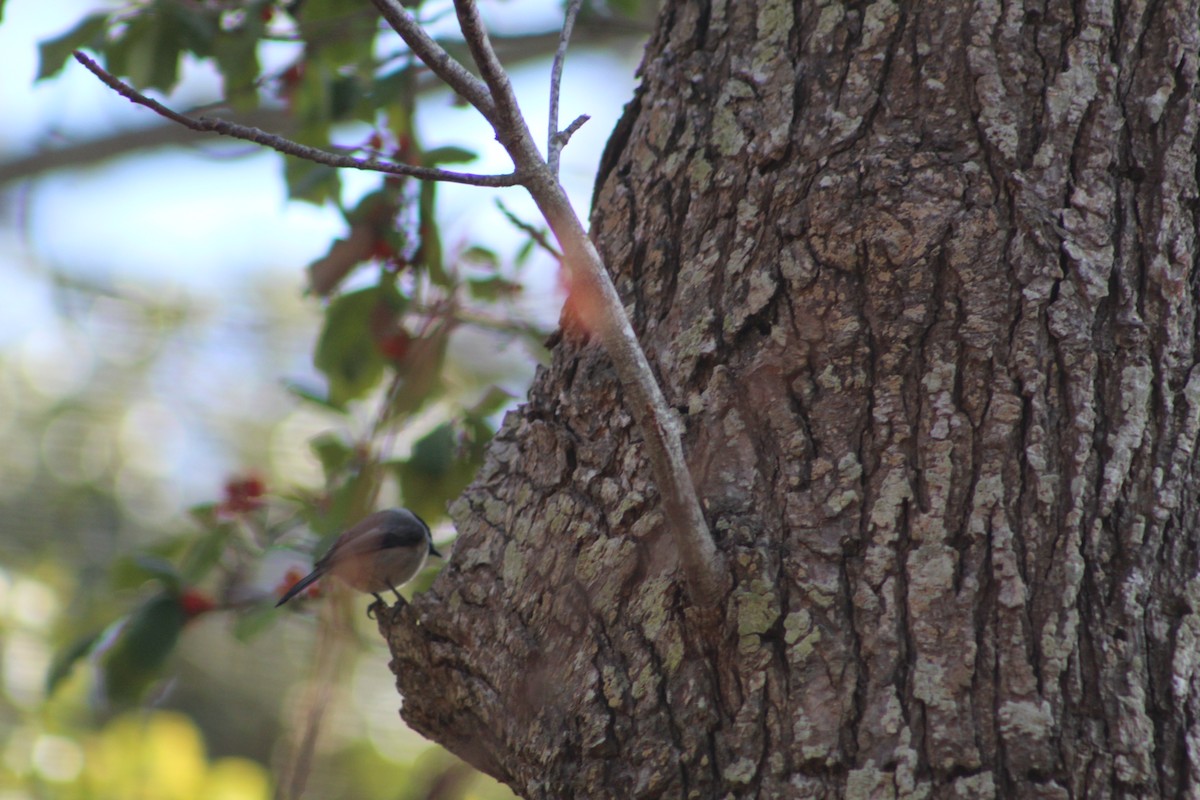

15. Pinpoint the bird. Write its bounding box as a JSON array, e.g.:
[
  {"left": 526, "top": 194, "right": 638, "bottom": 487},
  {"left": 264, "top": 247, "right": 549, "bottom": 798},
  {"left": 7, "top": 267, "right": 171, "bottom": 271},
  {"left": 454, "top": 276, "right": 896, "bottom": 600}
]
[{"left": 275, "top": 509, "right": 442, "bottom": 613}]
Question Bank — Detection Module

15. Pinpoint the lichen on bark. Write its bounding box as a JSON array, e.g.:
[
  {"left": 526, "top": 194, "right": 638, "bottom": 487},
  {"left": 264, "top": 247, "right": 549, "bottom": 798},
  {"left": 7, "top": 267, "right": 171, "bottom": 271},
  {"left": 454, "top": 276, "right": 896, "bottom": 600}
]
[{"left": 381, "top": 1, "right": 1200, "bottom": 797}]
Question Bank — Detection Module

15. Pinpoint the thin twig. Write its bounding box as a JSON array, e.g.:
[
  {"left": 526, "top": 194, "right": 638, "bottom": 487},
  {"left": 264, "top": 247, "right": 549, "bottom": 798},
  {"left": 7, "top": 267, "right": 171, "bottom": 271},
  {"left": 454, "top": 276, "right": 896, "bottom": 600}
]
[
  {"left": 553, "top": 114, "right": 591, "bottom": 151},
  {"left": 496, "top": 199, "right": 562, "bottom": 261},
  {"left": 547, "top": 0, "right": 584, "bottom": 177},
  {"left": 369, "top": 0, "right": 498, "bottom": 124},
  {"left": 72, "top": 52, "right": 520, "bottom": 188}
]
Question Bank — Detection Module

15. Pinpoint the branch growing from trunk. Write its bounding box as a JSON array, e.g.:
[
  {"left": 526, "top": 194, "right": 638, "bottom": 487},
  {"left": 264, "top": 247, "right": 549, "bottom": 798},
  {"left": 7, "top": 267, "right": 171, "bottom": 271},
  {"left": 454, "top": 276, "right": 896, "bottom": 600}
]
[{"left": 444, "top": 0, "right": 728, "bottom": 603}]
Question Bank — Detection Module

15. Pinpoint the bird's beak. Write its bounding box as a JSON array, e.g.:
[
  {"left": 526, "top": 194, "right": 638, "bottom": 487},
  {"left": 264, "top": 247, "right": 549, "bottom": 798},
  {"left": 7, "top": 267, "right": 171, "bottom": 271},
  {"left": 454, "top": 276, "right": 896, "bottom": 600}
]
[{"left": 430, "top": 545, "right": 444, "bottom": 559}]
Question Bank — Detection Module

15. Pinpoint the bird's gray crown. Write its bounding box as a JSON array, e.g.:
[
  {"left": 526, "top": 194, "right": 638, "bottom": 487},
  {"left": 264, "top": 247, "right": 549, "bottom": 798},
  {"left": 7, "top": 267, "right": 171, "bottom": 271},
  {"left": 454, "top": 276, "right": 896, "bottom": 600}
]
[{"left": 375, "top": 509, "right": 430, "bottom": 550}]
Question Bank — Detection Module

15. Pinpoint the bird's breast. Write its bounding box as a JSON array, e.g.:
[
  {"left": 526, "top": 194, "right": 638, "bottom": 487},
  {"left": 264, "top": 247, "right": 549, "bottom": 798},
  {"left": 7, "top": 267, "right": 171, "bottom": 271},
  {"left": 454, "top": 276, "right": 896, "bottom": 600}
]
[{"left": 329, "top": 547, "right": 428, "bottom": 594}]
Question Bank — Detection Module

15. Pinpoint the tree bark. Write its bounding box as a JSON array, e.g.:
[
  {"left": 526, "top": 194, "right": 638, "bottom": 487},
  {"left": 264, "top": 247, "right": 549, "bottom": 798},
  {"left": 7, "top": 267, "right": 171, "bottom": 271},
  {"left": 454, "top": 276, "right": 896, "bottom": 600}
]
[{"left": 381, "top": 0, "right": 1200, "bottom": 796}]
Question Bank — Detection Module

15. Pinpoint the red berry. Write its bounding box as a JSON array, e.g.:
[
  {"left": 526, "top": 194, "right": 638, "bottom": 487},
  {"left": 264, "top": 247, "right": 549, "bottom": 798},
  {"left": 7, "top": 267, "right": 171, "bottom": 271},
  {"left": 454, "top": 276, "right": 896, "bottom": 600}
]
[
  {"left": 377, "top": 330, "right": 412, "bottom": 361},
  {"left": 180, "top": 590, "right": 216, "bottom": 618},
  {"left": 393, "top": 136, "right": 413, "bottom": 163},
  {"left": 369, "top": 239, "right": 397, "bottom": 261},
  {"left": 219, "top": 474, "right": 267, "bottom": 514}
]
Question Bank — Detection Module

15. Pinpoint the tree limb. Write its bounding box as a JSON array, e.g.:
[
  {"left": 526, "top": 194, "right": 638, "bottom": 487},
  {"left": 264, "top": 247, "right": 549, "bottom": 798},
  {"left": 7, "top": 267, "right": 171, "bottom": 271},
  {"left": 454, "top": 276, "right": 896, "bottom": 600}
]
[
  {"left": 72, "top": 52, "right": 521, "bottom": 189},
  {"left": 452, "top": 0, "right": 529, "bottom": 140},
  {"left": 447, "top": 0, "right": 729, "bottom": 604},
  {"left": 369, "top": 0, "right": 499, "bottom": 124},
  {"left": 547, "top": 0, "right": 584, "bottom": 178},
  {"left": 4, "top": 25, "right": 647, "bottom": 188}
]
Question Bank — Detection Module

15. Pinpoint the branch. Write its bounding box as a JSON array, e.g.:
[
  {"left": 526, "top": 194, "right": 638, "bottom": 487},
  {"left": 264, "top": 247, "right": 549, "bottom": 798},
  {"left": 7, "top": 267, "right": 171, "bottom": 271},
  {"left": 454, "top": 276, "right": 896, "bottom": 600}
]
[
  {"left": 547, "top": 0, "right": 584, "bottom": 177},
  {"left": 553, "top": 114, "right": 591, "bottom": 152},
  {"left": 4, "top": 25, "right": 650, "bottom": 188},
  {"left": 446, "top": 0, "right": 729, "bottom": 604},
  {"left": 452, "top": 0, "right": 529, "bottom": 139},
  {"left": 369, "top": 0, "right": 498, "bottom": 124},
  {"left": 72, "top": 52, "right": 520, "bottom": 189}
]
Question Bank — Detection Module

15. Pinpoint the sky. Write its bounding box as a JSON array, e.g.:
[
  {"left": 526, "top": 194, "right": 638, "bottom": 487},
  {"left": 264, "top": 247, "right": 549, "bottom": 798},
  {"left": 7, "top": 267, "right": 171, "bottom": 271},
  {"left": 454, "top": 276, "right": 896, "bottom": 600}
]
[
  {"left": 0, "top": 0, "right": 643, "bottom": 512},
  {"left": 0, "top": 6, "right": 647, "bottom": 788},
  {"left": 0, "top": 0, "right": 641, "bottom": 339}
]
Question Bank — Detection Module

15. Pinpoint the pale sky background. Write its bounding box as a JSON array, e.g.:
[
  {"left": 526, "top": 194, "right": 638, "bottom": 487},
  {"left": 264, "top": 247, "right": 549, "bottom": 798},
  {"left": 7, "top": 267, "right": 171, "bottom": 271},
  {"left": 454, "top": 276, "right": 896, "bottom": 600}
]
[
  {"left": 0, "top": 6, "right": 647, "bottom": 784},
  {"left": 0, "top": 0, "right": 643, "bottom": 514},
  {"left": 0, "top": 0, "right": 640, "bottom": 338}
]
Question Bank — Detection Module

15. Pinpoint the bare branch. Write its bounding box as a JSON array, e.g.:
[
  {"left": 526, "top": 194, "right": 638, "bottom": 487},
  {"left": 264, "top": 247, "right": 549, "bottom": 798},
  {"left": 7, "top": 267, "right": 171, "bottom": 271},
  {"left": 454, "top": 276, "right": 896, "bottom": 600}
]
[
  {"left": 553, "top": 114, "right": 591, "bottom": 150},
  {"left": 369, "top": 0, "right": 498, "bottom": 124},
  {"left": 446, "top": 1, "right": 729, "bottom": 604},
  {"left": 533, "top": 182, "right": 729, "bottom": 605},
  {"left": 72, "top": 52, "right": 520, "bottom": 188},
  {"left": 452, "top": 0, "right": 531, "bottom": 140},
  {"left": 547, "top": 0, "right": 584, "bottom": 177}
]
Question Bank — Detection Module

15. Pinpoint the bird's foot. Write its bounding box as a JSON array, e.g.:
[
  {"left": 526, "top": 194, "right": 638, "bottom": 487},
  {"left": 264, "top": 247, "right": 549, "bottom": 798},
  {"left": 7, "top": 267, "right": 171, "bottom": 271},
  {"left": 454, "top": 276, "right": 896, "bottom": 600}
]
[{"left": 366, "top": 598, "right": 387, "bottom": 620}]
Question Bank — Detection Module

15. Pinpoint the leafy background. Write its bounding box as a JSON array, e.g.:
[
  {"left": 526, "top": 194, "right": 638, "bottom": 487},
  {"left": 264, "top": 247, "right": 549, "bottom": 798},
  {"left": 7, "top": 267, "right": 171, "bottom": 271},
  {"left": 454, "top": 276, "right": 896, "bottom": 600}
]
[{"left": 0, "top": 0, "right": 649, "bottom": 796}]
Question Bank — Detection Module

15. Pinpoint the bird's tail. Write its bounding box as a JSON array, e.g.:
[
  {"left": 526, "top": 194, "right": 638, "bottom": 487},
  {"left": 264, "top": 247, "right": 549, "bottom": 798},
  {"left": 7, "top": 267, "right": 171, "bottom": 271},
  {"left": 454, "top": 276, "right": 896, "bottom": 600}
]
[{"left": 275, "top": 567, "right": 324, "bottom": 607}]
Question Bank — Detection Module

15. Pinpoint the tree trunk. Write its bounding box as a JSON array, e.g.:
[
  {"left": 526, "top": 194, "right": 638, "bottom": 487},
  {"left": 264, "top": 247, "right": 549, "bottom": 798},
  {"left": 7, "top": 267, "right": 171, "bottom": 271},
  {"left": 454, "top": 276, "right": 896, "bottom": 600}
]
[{"left": 381, "top": 1, "right": 1200, "bottom": 796}]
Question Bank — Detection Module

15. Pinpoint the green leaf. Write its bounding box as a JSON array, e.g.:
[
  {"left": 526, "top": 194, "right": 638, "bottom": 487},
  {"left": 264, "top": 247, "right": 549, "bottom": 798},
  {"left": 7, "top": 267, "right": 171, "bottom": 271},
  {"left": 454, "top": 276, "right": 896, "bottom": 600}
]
[
  {"left": 211, "top": 14, "right": 264, "bottom": 109},
  {"left": 99, "top": 593, "right": 188, "bottom": 707},
  {"left": 289, "top": 61, "right": 333, "bottom": 134},
  {"left": 372, "top": 67, "right": 416, "bottom": 141},
  {"left": 462, "top": 416, "right": 497, "bottom": 449},
  {"left": 384, "top": 326, "right": 450, "bottom": 420},
  {"left": 391, "top": 422, "right": 487, "bottom": 522},
  {"left": 411, "top": 423, "right": 456, "bottom": 476},
  {"left": 329, "top": 74, "right": 363, "bottom": 121},
  {"left": 161, "top": 0, "right": 219, "bottom": 58},
  {"left": 233, "top": 602, "right": 278, "bottom": 641},
  {"left": 462, "top": 245, "right": 499, "bottom": 269},
  {"left": 284, "top": 156, "right": 341, "bottom": 205},
  {"left": 46, "top": 630, "right": 104, "bottom": 697},
  {"left": 416, "top": 180, "right": 447, "bottom": 285},
  {"left": 313, "top": 287, "right": 387, "bottom": 406},
  {"left": 37, "top": 14, "right": 108, "bottom": 81},
  {"left": 467, "top": 276, "right": 523, "bottom": 301},
  {"left": 180, "top": 528, "right": 231, "bottom": 583},
  {"left": 311, "top": 432, "right": 355, "bottom": 479},
  {"left": 106, "top": 12, "right": 180, "bottom": 92},
  {"left": 423, "top": 146, "right": 477, "bottom": 166},
  {"left": 607, "top": 0, "right": 641, "bottom": 15},
  {"left": 394, "top": 464, "right": 479, "bottom": 525},
  {"left": 110, "top": 554, "right": 182, "bottom": 592},
  {"left": 284, "top": 380, "right": 348, "bottom": 412},
  {"left": 514, "top": 237, "right": 537, "bottom": 267},
  {"left": 299, "top": 0, "right": 378, "bottom": 69},
  {"left": 310, "top": 466, "right": 384, "bottom": 540}
]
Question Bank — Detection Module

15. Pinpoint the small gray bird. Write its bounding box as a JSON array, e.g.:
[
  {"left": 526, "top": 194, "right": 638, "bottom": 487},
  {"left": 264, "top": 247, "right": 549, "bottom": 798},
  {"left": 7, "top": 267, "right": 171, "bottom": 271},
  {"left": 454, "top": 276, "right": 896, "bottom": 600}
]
[{"left": 275, "top": 509, "right": 442, "bottom": 610}]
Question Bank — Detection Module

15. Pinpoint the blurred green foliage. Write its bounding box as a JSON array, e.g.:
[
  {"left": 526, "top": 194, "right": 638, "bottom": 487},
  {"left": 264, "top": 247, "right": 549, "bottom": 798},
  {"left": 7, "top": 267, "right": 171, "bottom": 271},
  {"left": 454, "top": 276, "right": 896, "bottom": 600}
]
[{"left": 2, "top": 0, "right": 654, "bottom": 795}]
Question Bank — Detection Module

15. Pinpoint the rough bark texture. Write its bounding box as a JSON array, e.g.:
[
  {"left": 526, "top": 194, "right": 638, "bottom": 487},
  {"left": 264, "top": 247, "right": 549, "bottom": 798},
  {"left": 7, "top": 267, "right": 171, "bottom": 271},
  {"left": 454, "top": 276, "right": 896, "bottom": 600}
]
[{"left": 382, "top": 0, "right": 1200, "bottom": 796}]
